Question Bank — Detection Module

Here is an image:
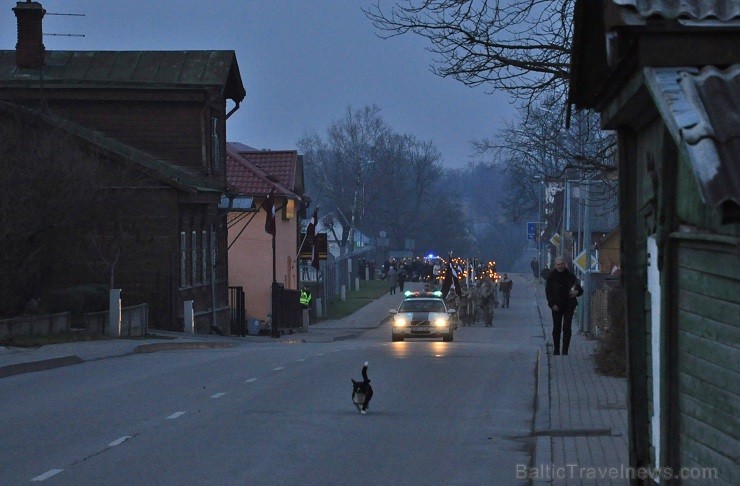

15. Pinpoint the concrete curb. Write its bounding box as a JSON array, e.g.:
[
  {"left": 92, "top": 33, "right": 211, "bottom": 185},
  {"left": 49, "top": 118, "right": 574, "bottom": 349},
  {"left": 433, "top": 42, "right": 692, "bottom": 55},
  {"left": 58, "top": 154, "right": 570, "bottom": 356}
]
[
  {"left": 0, "top": 355, "right": 85, "bottom": 379},
  {"left": 133, "top": 341, "right": 232, "bottom": 353}
]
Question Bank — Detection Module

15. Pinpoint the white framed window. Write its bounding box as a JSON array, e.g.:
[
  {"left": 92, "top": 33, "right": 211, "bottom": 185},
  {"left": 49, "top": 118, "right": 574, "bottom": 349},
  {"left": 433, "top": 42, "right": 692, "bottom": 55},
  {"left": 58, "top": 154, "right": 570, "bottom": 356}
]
[
  {"left": 202, "top": 230, "right": 208, "bottom": 283},
  {"left": 191, "top": 230, "right": 199, "bottom": 285},
  {"left": 180, "top": 231, "right": 187, "bottom": 287}
]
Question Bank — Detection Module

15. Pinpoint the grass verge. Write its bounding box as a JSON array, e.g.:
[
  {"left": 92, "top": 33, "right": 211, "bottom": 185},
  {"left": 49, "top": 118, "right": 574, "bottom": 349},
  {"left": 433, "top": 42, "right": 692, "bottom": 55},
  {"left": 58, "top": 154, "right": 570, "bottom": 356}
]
[{"left": 320, "top": 280, "right": 390, "bottom": 321}]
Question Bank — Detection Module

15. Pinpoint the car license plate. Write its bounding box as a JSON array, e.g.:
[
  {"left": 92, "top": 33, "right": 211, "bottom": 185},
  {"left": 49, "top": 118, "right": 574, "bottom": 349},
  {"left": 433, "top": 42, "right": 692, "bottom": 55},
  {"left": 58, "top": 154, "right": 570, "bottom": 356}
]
[{"left": 411, "top": 326, "right": 430, "bottom": 332}]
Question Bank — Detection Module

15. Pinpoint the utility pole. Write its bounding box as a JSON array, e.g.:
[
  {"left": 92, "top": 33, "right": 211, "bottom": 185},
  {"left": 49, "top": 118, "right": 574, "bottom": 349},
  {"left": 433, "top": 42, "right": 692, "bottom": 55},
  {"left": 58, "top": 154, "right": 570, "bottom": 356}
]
[{"left": 581, "top": 182, "right": 592, "bottom": 335}]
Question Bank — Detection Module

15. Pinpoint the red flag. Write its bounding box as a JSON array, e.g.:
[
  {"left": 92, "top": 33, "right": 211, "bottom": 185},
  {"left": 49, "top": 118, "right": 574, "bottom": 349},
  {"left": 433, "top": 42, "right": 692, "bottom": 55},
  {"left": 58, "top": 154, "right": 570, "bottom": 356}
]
[
  {"left": 308, "top": 207, "right": 320, "bottom": 270},
  {"left": 260, "top": 190, "right": 276, "bottom": 235}
]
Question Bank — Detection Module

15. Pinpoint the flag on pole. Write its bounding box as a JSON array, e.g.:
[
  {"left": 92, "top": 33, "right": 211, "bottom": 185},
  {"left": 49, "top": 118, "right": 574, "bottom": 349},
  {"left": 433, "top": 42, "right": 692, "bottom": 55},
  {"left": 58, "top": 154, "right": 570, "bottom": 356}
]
[
  {"left": 441, "top": 256, "right": 462, "bottom": 299},
  {"left": 307, "top": 207, "right": 320, "bottom": 270},
  {"left": 260, "top": 189, "right": 276, "bottom": 235}
]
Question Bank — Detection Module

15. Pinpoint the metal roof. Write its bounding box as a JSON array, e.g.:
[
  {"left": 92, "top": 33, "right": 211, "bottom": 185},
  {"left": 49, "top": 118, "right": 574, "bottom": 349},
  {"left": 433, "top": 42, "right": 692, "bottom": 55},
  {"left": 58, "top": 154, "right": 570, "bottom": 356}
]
[
  {"left": 644, "top": 65, "right": 740, "bottom": 218},
  {"left": 0, "top": 50, "right": 245, "bottom": 101},
  {"left": 612, "top": 0, "right": 740, "bottom": 23}
]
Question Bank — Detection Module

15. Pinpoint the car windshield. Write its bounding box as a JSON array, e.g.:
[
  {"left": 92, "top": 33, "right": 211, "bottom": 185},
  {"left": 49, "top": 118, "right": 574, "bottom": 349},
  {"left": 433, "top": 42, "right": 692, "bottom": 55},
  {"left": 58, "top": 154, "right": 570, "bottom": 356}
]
[{"left": 399, "top": 300, "right": 446, "bottom": 313}]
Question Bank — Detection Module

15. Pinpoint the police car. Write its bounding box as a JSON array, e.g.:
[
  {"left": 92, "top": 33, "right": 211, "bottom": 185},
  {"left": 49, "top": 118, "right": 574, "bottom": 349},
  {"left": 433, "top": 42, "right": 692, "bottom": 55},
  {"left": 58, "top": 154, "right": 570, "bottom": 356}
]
[{"left": 389, "top": 291, "right": 457, "bottom": 342}]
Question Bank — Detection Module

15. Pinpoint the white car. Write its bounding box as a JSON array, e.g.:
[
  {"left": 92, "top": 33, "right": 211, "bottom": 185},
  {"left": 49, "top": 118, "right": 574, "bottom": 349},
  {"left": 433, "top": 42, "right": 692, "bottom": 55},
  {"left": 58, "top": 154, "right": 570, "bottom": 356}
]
[{"left": 389, "top": 291, "right": 457, "bottom": 342}]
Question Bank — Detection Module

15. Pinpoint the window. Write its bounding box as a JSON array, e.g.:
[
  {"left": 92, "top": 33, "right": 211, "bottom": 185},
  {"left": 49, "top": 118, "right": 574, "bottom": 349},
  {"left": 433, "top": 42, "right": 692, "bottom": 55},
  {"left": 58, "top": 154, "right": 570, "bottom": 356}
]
[
  {"left": 180, "top": 231, "right": 187, "bottom": 287},
  {"left": 211, "top": 116, "right": 222, "bottom": 171},
  {"left": 202, "top": 230, "right": 208, "bottom": 283},
  {"left": 191, "top": 230, "right": 199, "bottom": 285}
]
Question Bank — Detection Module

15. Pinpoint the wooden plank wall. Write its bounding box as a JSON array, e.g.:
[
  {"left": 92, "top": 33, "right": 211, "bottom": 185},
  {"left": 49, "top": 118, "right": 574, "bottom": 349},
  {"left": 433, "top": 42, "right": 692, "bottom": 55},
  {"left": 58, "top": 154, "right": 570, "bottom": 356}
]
[{"left": 677, "top": 239, "right": 740, "bottom": 484}]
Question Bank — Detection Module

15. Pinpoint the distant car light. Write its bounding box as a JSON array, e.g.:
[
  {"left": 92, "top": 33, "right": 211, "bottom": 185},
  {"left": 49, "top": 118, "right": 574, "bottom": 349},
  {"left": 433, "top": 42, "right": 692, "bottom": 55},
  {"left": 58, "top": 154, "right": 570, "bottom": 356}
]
[
  {"left": 434, "top": 317, "right": 448, "bottom": 327},
  {"left": 394, "top": 317, "right": 408, "bottom": 327}
]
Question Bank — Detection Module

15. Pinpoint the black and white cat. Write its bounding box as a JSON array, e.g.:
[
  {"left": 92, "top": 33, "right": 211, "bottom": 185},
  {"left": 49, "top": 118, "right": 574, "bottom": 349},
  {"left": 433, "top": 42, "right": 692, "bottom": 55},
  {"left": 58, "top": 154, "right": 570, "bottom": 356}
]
[{"left": 351, "top": 361, "right": 373, "bottom": 414}]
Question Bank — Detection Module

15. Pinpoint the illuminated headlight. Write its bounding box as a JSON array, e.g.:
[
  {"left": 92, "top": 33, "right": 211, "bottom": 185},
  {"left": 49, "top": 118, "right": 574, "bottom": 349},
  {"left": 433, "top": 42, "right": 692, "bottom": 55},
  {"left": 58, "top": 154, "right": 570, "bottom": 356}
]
[
  {"left": 434, "top": 317, "right": 448, "bottom": 327},
  {"left": 394, "top": 317, "right": 407, "bottom": 327}
]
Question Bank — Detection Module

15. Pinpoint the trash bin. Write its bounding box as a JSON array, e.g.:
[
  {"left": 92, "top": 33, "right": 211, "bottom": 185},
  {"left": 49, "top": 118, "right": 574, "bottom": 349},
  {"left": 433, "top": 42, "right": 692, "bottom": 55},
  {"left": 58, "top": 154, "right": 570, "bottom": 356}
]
[{"left": 248, "top": 319, "right": 261, "bottom": 336}]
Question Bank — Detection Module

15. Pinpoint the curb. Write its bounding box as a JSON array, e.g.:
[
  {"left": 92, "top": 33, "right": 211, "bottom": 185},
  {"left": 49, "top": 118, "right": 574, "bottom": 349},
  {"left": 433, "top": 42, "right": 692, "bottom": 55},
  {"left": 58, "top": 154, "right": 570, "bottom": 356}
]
[
  {"left": 0, "top": 355, "right": 85, "bottom": 379},
  {"left": 132, "top": 341, "right": 232, "bottom": 353}
]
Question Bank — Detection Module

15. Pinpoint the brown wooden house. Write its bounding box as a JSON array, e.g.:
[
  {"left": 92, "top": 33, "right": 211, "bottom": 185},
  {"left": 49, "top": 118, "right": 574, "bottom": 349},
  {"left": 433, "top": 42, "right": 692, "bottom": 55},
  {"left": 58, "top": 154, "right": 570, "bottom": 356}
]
[
  {"left": 570, "top": 1, "right": 739, "bottom": 483},
  {"left": 0, "top": 1, "right": 246, "bottom": 332}
]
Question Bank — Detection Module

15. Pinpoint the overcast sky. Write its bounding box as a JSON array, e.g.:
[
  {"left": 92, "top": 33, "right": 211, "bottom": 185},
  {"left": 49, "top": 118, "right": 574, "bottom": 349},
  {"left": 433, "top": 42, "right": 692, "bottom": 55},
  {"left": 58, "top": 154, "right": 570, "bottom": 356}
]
[{"left": 1, "top": 0, "right": 517, "bottom": 168}]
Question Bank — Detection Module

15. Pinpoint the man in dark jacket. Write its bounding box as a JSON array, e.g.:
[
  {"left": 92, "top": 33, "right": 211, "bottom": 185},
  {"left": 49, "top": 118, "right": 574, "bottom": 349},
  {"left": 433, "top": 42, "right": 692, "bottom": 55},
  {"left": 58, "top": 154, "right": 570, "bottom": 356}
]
[{"left": 545, "top": 257, "right": 583, "bottom": 355}]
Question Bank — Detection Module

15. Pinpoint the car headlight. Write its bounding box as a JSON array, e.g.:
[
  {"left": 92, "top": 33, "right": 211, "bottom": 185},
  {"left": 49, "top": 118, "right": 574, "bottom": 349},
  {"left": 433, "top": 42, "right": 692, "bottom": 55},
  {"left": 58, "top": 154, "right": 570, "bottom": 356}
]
[
  {"left": 394, "top": 317, "right": 407, "bottom": 327},
  {"left": 434, "top": 317, "right": 448, "bottom": 327}
]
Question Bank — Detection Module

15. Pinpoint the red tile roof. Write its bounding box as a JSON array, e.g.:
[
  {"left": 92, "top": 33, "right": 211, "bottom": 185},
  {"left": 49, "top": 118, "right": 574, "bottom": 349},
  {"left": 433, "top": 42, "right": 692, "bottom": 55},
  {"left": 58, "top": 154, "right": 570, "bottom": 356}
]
[
  {"left": 229, "top": 144, "right": 298, "bottom": 191},
  {"left": 226, "top": 143, "right": 297, "bottom": 198}
]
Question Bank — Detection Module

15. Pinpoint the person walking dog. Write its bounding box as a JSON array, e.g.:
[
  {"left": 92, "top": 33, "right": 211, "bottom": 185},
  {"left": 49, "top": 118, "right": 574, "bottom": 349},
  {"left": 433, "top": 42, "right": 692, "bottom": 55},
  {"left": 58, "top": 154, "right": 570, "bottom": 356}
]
[{"left": 545, "top": 257, "right": 583, "bottom": 355}]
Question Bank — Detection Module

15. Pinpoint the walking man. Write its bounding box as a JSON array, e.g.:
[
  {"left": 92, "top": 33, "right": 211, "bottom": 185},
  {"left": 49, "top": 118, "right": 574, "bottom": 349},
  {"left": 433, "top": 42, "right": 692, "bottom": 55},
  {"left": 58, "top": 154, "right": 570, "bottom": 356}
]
[
  {"left": 545, "top": 257, "right": 583, "bottom": 355},
  {"left": 530, "top": 257, "right": 540, "bottom": 279},
  {"left": 499, "top": 273, "right": 513, "bottom": 308}
]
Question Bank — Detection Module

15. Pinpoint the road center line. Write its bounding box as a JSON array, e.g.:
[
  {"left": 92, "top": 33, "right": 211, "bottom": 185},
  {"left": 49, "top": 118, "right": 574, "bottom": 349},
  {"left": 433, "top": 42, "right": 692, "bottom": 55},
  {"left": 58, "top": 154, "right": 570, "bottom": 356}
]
[
  {"left": 167, "top": 411, "right": 186, "bottom": 419},
  {"left": 31, "top": 469, "right": 63, "bottom": 482},
  {"left": 296, "top": 358, "right": 306, "bottom": 362},
  {"left": 211, "top": 392, "right": 226, "bottom": 399},
  {"left": 245, "top": 378, "right": 257, "bottom": 383},
  {"left": 108, "top": 436, "right": 131, "bottom": 447},
  {"left": 272, "top": 366, "right": 284, "bottom": 371}
]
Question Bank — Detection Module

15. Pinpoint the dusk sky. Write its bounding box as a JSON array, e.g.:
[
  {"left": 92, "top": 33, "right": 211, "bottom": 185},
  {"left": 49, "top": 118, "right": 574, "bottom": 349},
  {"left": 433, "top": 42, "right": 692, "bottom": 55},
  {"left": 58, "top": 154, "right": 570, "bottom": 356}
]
[{"left": 0, "top": 0, "right": 517, "bottom": 168}]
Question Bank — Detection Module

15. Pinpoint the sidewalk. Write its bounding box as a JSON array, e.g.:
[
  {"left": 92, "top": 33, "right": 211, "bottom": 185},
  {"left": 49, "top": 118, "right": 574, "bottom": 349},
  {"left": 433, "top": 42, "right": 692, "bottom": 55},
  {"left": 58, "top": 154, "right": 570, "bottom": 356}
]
[
  {"left": 0, "top": 281, "right": 410, "bottom": 379},
  {"left": 532, "top": 277, "right": 630, "bottom": 485}
]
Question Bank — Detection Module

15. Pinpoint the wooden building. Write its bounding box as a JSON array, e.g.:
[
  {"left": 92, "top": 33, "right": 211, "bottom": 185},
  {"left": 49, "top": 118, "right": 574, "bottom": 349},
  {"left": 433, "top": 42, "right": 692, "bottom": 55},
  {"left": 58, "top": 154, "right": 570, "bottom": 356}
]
[
  {"left": 570, "top": 1, "right": 739, "bottom": 483},
  {"left": 0, "top": 1, "right": 246, "bottom": 332}
]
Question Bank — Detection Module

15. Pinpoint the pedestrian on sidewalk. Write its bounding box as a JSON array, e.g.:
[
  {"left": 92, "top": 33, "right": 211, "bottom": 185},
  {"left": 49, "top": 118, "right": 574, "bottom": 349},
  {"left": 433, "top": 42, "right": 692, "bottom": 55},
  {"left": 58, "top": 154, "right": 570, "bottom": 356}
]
[
  {"left": 530, "top": 257, "right": 540, "bottom": 279},
  {"left": 545, "top": 257, "right": 583, "bottom": 355},
  {"left": 499, "top": 273, "right": 513, "bottom": 308},
  {"left": 387, "top": 265, "right": 398, "bottom": 295}
]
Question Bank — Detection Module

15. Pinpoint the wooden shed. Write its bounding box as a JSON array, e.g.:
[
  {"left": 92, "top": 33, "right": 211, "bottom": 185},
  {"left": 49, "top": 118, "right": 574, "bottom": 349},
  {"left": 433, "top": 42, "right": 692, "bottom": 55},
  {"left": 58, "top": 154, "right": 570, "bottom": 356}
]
[{"left": 570, "top": 1, "right": 739, "bottom": 483}]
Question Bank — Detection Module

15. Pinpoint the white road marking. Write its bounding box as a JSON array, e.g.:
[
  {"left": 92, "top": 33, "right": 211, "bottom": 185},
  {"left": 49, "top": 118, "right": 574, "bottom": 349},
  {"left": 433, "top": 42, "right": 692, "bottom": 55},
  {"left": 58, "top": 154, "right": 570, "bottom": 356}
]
[
  {"left": 108, "top": 436, "right": 131, "bottom": 447},
  {"left": 272, "top": 366, "right": 284, "bottom": 371},
  {"left": 31, "top": 469, "right": 63, "bottom": 481},
  {"left": 167, "top": 411, "right": 186, "bottom": 419},
  {"left": 245, "top": 378, "right": 257, "bottom": 383},
  {"left": 297, "top": 358, "right": 306, "bottom": 362},
  {"left": 211, "top": 392, "right": 226, "bottom": 399},
  {"left": 316, "top": 353, "right": 325, "bottom": 356}
]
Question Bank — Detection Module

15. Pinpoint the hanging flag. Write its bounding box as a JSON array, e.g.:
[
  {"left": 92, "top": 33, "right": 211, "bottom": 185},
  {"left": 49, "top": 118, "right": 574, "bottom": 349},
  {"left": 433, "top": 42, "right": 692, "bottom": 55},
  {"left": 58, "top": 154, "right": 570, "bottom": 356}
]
[
  {"left": 260, "top": 189, "right": 276, "bottom": 235},
  {"left": 308, "top": 207, "right": 320, "bottom": 271},
  {"left": 441, "top": 256, "right": 462, "bottom": 299}
]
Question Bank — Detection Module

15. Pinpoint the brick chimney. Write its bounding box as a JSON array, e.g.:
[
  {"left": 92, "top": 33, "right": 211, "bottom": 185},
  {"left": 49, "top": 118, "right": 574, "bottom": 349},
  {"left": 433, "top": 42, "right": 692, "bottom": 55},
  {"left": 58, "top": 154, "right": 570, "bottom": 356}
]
[{"left": 13, "top": 1, "right": 46, "bottom": 70}]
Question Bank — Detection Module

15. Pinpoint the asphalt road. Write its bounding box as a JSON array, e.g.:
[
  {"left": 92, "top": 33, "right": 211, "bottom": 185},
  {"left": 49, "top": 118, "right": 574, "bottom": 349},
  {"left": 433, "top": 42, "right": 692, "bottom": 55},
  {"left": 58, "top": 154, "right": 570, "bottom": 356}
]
[{"left": 0, "top": 284, "right": 541, "bottom": 485}]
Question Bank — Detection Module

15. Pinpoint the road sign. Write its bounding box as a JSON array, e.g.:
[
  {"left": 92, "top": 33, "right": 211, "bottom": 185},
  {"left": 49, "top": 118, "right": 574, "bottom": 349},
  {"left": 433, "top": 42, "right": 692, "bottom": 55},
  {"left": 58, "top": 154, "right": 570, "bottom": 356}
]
[
  {"left": 527, "top": 222, "right": 537, "bottom": 240},
  {"left": 573, "top": 249, "right": 598, "bottom": 273},
  {"left": 550, "top": 233, "right": 562, "bottom": 247}
]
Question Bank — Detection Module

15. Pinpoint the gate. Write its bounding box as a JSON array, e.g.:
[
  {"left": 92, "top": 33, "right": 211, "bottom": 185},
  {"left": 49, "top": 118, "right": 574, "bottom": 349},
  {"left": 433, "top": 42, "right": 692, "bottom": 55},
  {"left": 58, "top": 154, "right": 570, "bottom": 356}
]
[{"left": 228, "top": 286, "right": 246, "bottom": 336}]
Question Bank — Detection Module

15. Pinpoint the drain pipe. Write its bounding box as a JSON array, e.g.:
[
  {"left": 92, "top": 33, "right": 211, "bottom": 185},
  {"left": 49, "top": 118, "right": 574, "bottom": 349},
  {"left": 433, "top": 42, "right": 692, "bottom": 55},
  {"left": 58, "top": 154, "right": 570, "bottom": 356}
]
[{"left": 225, "top": 101, "right": 240, "bottom": 120}]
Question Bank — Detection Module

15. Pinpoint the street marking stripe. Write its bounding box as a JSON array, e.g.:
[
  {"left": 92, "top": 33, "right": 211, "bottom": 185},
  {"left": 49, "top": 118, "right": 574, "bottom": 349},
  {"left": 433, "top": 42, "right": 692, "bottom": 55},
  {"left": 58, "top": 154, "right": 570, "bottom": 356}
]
[
  {"left": 167, "top": 411, "right": 186, "bottom": 419},
  {"left": 272, "top": 366, "right": 284, "bottom": 371},
  {"left": 297, "top": 358, "right": 306, "bottom": 362},
  {"left": 108, "top": 436, "right": 131, "bottom": 447},
  {"left": 317, "top": 353, "right": 325, "bottom": 356},
  {"left": 211, "top": 392, "right": 225, "bottom": 399},
  {"left": 245, "top": 378, "right": 257, "bottom": 383},
  {"left": 31, "top": 469, "right": 63, "bottom": 481}
]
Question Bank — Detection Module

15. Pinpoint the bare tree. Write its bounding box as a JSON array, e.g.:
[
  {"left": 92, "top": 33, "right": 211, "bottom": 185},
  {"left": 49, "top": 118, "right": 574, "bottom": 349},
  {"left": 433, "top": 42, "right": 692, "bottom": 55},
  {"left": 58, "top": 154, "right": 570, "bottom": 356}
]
[
  {"left": 299, "top": 105, "right": 390, "bottom": 253},
  {"left": 364, "top": 0, "right": 573, "bottom": 104},
  {"left": 473, "top": 100, "right": 617, "bottom": 220}
]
